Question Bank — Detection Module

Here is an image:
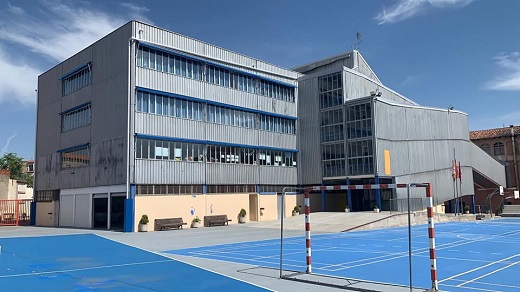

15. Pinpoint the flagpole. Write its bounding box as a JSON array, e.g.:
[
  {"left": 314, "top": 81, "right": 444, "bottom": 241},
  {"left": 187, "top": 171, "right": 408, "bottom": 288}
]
[
  {"left": 452, "top": 148, "right": 458, "bottom": 216},
  {"left": 458, "top": 161, "right": 463, "bottom": 215}
]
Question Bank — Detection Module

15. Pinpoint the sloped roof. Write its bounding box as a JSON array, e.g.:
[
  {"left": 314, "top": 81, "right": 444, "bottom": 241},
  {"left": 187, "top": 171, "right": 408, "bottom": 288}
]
[{"left": 470, "top": 126, "right": 520, "bottom": 140}]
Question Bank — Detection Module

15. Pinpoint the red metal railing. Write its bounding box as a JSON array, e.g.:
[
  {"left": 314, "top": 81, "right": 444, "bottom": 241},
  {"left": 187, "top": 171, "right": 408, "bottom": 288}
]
[{"left": 0, "top": 200, "right": 32, "bottom": 226}]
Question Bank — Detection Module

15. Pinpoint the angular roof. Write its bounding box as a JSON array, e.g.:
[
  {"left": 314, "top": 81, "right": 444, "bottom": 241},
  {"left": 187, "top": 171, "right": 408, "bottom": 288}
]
[{"left": 470, "top": 126, "right": 520, "bottom": 140}]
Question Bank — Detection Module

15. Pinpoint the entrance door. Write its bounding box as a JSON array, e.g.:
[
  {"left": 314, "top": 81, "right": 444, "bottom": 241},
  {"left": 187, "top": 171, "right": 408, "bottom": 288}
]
[
  {"left": 110, "top": 194, "right": 125, "bottom": 231},
  {"left": 93, "top": 194, "right": 108, "bottom": 229},
  {"left": 248, "top": 194, "right": 258, "bottom": 221}
]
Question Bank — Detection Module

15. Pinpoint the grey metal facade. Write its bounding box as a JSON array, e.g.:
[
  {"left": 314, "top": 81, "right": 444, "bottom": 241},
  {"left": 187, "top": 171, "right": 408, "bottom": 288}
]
[
  {"left": 36, "top": 20, "right": 300, "bottom": 198},
  {"left": 295, "top": 50, "right": 506, "bottom": 209}
]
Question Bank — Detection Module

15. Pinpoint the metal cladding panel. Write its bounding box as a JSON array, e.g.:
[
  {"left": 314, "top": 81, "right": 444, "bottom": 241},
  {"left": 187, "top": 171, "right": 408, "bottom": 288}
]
[
  {"left": 258, "top": 132, "right": 296, "bottom": 150},
  {"left": 90, "top": 137, "right": 126, "bottom": 186},
  {"left": 375, "top": 102, "right": 408, "bottom": 141},
  {"left": 257, "top": 97, "right": 297, "bottom": 117},
  {"left": 136, "top": 68, "right": 205, "bottom": 99},
  {"left": 375, "top": 140, "right": 411, "bottom": 176},
  {"left": 36, "top": 153, "right": 58, "bottom": 190},
  {"left": 57, "top": 167, "right": 90, "bottom": 189},
  {"left": 134, "top": 22, "right": 297, "bottom": 79},
  {"left": 470, "top": 143, "right": 506, "bottom": 186},
  {"left": 394, "top": 168, "right": 474, "bottom": 206},
  {"left": 206, "top": 164, "right": 259, "bottom": 185},
  {"left": 430, "top": 110, "right": 451, "bottom": 140},
  {"left": 204, "top": 83, "right": 257, "bottom": 110},
  {"left": 135, "top": 113, "right": 205, "bottom": 140},
  {"left": 135, "top": 160, "right": 205, "bottom": 184},
  {"left": 344, "top": 71, "right": 414, "bottom": 106},
  {"left": 135, "top": 22, "right": 206, "bottom": 56},
  {"left": 60, "top": 127, "right": 91, "bottom": 150},
  {"left": 407, "top": 141, "right": 438, "bottom": 173},
  {"left": 296, "top": 78, "right": 322, "bottom": 185},
  {"left": 205, "top": 124, "right": 258, "bottom": 146},
  {"left": 259, "top": 166, "right": 297, "bottom": 185}
]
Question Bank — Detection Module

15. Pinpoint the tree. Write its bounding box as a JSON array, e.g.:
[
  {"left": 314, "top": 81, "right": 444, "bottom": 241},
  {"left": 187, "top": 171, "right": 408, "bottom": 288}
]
[{"left": 0, "top": 153, "right": 34, "bottom": 187}]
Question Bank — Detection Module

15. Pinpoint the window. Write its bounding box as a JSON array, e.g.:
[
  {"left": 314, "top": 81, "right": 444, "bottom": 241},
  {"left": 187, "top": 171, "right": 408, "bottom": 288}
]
[
  {"left": 135, "top": 137, "right": 296, "bottom": 167},
  {"left": 494, "top": 142, "right": 505, "bottom": 156},
  {"left": 61, "top": 103, "right": 91, "bottom": 132},
  {"left": 136, "top": 44, "right": 295, "bottom": 103},
  {"left": 318, "top": 72, "right": 343, "bottom": 109},
  {"left": 136, "top": 90, "right": 203, "bottom": 121},
  {"left": 60, "top": 145, "right": 90, "bottom": 169},
  {"left": 480, "top": 144, "right": 491, "bottom": 155},
  {"left": 62, "top": 64, "right": 92, "bottom": 96}
]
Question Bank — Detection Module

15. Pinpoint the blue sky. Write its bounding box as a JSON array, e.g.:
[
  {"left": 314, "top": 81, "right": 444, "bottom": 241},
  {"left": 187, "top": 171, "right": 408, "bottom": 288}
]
[{"left": 0, "top": 0, "right": 519, "bottom": 159}]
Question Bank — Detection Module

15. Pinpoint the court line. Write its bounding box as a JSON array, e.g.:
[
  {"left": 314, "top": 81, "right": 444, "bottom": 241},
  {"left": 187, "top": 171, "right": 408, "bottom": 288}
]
[
  {"left": 438, "top": 254, "right": 519, "bottom": 283},
  {"left": 456, "top": 260, "right": 520, "bottom": 287},
  {"left": 440, "top": 283, "right": 501, "bottom": 292},
  {"left": 95, "top": 234, "right": 274, "bottom": 291},
  {"left": 0, "top": 259, "right": 173, "bottom": 278},
  {"left": 447, "top": 278, "right": 520, "bottom": 290}
]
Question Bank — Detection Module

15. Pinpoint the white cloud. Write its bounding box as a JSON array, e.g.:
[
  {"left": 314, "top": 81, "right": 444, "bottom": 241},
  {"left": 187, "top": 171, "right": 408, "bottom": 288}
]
[
  {"left": 0, "top": 47, "right": 39, "bottom": 105},
  {"left": 486, "top": 52, "right": 520, "bottom": 91},
  {"left": 375, "top": 0, "right": 474, "bottom": 25},
  {"left": 1, "top": 132, "right": 17, "bottom": 154},
  {"left": 0, "top": 1, "right": 150, "bottom": 105}
]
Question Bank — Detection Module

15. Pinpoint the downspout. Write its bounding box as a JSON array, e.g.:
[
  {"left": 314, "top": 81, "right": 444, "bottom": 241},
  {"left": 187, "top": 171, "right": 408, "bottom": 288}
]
[{"left": 511, "top": 125, "right": 519, "bottom": 190}]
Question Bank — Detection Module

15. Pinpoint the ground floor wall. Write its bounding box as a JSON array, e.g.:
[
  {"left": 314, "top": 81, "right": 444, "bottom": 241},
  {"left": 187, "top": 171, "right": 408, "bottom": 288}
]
[
  {"left": 134, "top": 193, "right": 298, "bottom": 232},
  {"left": 35, "top": 201, "right": 55, "bottom": 226}
]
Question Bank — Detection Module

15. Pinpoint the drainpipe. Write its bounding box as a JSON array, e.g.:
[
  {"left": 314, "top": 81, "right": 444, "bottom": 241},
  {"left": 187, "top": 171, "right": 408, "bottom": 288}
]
[{"left": 511, "top": 125, "right": 519, "bottom": 190}]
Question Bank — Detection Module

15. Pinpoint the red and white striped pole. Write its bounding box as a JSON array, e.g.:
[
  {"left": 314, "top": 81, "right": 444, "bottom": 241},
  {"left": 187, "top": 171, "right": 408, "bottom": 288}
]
[
  {"left": 304, "top": 190, "right": 312, "bottom": 273},
  {"left": 426, "top": 183, "right": 438, "bottom": 291}
]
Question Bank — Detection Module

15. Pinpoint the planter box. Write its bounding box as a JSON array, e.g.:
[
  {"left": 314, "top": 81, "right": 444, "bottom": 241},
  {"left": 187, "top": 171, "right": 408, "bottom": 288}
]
[
  {"left": 138, "top": 223, "right": 148, "bottom": 232},
  {"left": 238, "top": 216, "right": 246, "bottom": 223}
]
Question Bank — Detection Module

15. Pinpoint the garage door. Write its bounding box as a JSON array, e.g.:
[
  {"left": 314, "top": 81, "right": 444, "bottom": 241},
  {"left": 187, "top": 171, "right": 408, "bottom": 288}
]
[{"left": 59, "top": 194, "right": 92, "bottom": 228}]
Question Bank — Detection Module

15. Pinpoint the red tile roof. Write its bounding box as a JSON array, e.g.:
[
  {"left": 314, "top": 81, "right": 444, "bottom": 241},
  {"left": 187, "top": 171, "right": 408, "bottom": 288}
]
[{"left": 470, "top": 126, "right": 520, "bottom": 140}]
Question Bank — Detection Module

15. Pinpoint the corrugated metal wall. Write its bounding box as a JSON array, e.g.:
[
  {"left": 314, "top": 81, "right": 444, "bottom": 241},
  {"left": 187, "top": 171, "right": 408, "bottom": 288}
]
[
  {"left": 375, "top": 100, "right": 505, "bottom": 203},
  {"left": 132, "top": 21, "right": 298, "bottom": 186},
  {"left": 36, "top": 22, "right": 132, "bottom": 192},
  {"left": 297, "top": 78, "right": 322, "bottom": 185}
]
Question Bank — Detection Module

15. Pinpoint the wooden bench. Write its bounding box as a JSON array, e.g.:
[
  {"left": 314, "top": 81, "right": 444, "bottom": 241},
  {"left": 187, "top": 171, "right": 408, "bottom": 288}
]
[
  {"left": 154, "top": 218, "right": 187, "bottom": 231},
  {"left": 204, "top": 215, "right": 232, "bottom": 227}
]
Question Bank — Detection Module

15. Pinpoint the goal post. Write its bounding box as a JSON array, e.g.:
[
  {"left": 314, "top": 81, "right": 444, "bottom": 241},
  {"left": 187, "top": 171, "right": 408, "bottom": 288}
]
[{"left": 280, "top": 183, "right": 438, "bottom": 291}]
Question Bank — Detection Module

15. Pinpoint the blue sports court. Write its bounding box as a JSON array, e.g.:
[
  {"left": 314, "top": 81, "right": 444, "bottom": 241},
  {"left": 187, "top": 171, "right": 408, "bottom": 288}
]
[
  {"left": 167, "top": 218, "right": 520, "bottom": 291},
  {"left": 0, "top": 233, "right": 266, "bottom": 291}
]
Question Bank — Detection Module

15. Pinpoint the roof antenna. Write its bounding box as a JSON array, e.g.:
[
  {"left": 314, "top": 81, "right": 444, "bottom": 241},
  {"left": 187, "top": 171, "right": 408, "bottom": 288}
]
[{"left": 354, "top": 32, "right": 362, "bottom": 50}]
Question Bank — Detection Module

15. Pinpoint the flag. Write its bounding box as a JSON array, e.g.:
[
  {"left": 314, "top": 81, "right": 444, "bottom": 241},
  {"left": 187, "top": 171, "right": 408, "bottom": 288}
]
[
  {"left": 458, "top": 161, "right": 462, "bottom": 181},
  {"left": 452, "top": 160, "right": 458, "bottom": 180}
]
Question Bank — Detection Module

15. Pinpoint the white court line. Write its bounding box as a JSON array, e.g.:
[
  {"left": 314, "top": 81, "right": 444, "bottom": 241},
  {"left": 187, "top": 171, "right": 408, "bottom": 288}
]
[
  {"left": 0, "top": 259, "right": 172, "bottom": 278},
  {"left": 438, "top": 254, "right": 519, "bottom": 283},
  {"left": 440, "top": 283, "right": 501, "bottom": 292},
  {"left": 448, "top": 278, "right": 520, "bottom": 290},
  {"left": 457, "top": 260, "right": 520, "bottom": 287},
  {"left": 94, "top": 234, "right": 274, "bottom": 292}
]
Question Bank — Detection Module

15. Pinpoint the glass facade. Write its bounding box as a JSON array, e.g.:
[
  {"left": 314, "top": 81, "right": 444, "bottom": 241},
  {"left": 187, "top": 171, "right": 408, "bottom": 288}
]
[
  {"left": 345, "top": 101, "right": 374, "bottom": 175},
  {"left": 136, "top": 45, "right": 295, "bottom": 102},
  {"left": 135, "top": 137, "right": 297, "bottom": 168}
]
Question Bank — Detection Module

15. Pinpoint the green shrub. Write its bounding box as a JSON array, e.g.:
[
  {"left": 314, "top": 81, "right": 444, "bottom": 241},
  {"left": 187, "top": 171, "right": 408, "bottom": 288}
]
[
  {"left": 192, "top": 216, "right": 201, "bottom": 223},
  {"left": 293, "top": 205, "right": 301, "bottom": 213},
  {"left": 139, "top": 214, "right": 149, "bottom": 225},
  {"left": 464, "top": 205, "right": 470, "bottom": 212},
  {"left": 239, "top": 208, "right": 247, "bottom": 217}
]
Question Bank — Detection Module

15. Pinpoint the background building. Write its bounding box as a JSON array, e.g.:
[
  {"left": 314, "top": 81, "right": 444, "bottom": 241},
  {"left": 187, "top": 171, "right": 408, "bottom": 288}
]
[{"left": 470, "top": 125, "right": 520, "bottom": 210}]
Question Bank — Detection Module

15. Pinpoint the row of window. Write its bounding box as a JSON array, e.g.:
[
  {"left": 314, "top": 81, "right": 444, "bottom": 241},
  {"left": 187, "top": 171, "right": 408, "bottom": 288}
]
[
  {"left": 136, "top": 91, "right": 204, "bottom": 121},
  {"left": 136, "top": 90, "right": 296, "bottom": 134},
  {"left": 135, "top": 138, "right": 297, "bottom": 167},
  {"left": 480, "top": 142, "right": 505, "bottom": 156},
  {"left": 136, "top": 45, "right": 295, "bottom": 102},
  {"left": 322, "top": 143, "right": 345, "bottom": 160},
  {"left": 321, "top": 124, "right": 344, "bottom": 142},
  {"left": 135, "top": 184, "right": 292, "bottom": 195},
  {"left": 61, "top": 104, "right": 91, "bottom": 132},
  {"left": 323, "top": 160, "right": 345, "bottom": 178},
  {"left": 321, "top": 108, "right": 343, "bottom": 126},
  {"left": 60, "top": 145, "right": 90, "bottom": 169},
  {"left": 62, "top": 65, "right": 92, "bottom": 96}
]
